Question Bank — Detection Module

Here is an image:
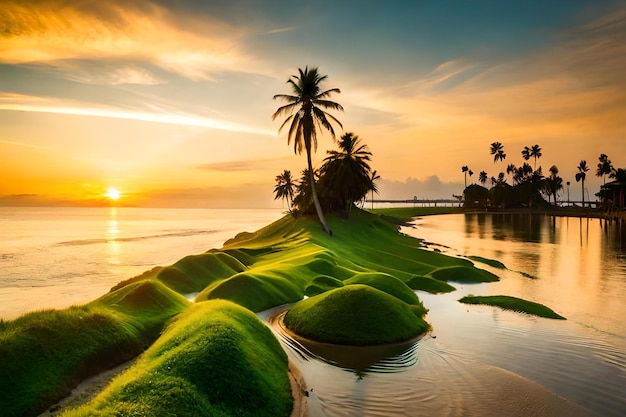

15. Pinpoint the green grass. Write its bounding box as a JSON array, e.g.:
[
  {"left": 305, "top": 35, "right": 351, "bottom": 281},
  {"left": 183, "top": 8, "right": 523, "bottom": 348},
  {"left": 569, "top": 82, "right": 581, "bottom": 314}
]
[
  {"left": 62, "top": 300, "right": 292, "bottom": 417},
  {"left": 459, "top": 295, "right": 566, "bottom": 320},
  {"left": 0, "top": 280, "right": 188, "bottom": 417},
  {"left": 467, "top": 256, "right": 507, "bottom": 269},
  {"left": 2, "top": 207, "right": 517, "bottom": 415},
  {"left": 428, "top": 265, "right": 500, "bottom": 283},
  {"left": 406, "top": 275, "right": 456, "bottom": 293},
  {"left": 284, "top": 285, "right": 429, "bottom": 345}
]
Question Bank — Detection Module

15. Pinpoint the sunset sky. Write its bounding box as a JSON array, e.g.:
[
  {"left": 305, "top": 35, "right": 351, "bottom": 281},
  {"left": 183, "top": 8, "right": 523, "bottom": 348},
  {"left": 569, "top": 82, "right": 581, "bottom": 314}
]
[{"left": 1, "top": 0, "right": 625, "bottom": 208}]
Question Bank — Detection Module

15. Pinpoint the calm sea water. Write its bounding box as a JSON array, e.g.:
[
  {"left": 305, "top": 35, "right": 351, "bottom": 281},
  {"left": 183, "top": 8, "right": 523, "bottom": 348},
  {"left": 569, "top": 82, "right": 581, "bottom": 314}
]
[
  {"left": 0, "top": 207, "right": 283, "bottom": 319},
  {"left": 268, "top": 213, "right": 626, "bottom": 417}
]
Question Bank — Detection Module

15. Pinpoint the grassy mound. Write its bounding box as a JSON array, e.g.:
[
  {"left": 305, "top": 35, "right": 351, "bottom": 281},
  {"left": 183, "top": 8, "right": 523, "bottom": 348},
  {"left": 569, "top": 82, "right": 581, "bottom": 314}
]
[
  {"left": 284, "top": 285, "right": 429, "bottom": 345},
  {"left": 406, "top": 275, "right": 456, "bottom": 293},
  {"left": 345, "top": 272, "right": 423, "bottom": 305},
  {"left": 0, "top": 281, "right": 188, "bottom": 417},
  {"left": 305, "top": 275, "right": 344, "bottom": 296},
  {"left": 459, "top": 295, "right": 566, "bottom": 320},
  {"left": 468, "top": 255, "right": 507, "bottom": 269},
  {"left": 63, "top": 300, "right": 292, "bottom": 417},
  {"left": 429, "top": 265, "right": 500, "bottom": 283}
]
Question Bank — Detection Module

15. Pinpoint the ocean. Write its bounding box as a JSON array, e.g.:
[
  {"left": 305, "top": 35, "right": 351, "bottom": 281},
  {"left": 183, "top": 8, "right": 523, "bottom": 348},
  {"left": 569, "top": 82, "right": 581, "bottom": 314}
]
[{"left": 0, "top": 207, "right": 284, "bottom": 320}]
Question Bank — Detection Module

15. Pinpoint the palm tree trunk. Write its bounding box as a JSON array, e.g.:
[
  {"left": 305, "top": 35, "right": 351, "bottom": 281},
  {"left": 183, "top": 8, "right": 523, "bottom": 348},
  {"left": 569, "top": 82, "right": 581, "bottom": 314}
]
[
  {"left": 306, "top": 149, "right": 332, "bottom": 235},
  {"left": 581, "top": 180, "right": 585, "bottom": 208}
]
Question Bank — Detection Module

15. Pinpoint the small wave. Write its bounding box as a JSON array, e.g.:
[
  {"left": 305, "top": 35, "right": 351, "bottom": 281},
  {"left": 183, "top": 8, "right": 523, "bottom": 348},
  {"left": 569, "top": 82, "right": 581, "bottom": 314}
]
[{"left": 56, "top": 230, "right": 217, "bottom": 246}]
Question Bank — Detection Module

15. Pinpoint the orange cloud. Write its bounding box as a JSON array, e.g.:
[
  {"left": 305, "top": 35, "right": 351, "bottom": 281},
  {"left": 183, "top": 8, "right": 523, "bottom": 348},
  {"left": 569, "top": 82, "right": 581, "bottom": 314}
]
[{"left": 0, "top": 0, "right": 262, "bottom": 80}]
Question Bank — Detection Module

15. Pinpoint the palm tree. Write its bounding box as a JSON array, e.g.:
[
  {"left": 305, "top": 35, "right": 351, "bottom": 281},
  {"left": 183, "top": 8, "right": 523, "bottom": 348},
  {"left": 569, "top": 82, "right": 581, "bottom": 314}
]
[
  {"left": 596, "top": 153, "right": 613, "bottom": 185},
  {"left": 575, "top": 160, "right": 589, "bottom": 208},
  {"left": 469, "top": 170, "right": 474, "bottom": 184},
  {"left": 461, "top": 165, "right": 469, "bottom": 188},
  {"left": 273, "top": 169, "right": 295, "bottom": 211},
  {"left": 544, "top": 165, "right": 563, "bottom": 205},
  {"left": 320, "top": 132, "right": 372, "bottom": 218},
  {"left": 479, "top": 170, "right": 488, "bottom": 185},
  {"left": 521, "top": 146, "right": 531, "bottom": 163},
  {"left": 530, "top": 144, "right": 542, "bottom": 169},
  {"left": 506, "top": 163, "right": 517, "bottom": 184},
  {"left": 490, "top": 142, "right": 506, "bottom": 163},
  {"left": 369, "top": 170, "right": 381, "bottom": 209},
  {"left": 272, "top": 66, "right": 343, "bottom": 235}
]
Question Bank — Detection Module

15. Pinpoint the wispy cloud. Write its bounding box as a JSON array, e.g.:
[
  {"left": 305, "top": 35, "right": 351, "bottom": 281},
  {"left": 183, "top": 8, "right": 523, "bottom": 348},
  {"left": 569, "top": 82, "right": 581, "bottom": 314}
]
[
  {"left": 0, "top": 93, "right": 275, "bottom": 136},
  {"left": 197, "top": 158, "right": 290, "bottom": 172},
  {"left": 0, "top": 140, "right": 49, "bottom": 150},
  {"left": 0, "top": 0, "right": 263, "bottom": 80}
]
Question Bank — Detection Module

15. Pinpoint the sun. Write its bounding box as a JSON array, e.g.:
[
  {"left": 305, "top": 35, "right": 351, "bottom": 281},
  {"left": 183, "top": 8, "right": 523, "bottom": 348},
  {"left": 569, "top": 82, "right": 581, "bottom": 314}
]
[{"left": 104, "top": 188, "right": 122, "bottom": 201}]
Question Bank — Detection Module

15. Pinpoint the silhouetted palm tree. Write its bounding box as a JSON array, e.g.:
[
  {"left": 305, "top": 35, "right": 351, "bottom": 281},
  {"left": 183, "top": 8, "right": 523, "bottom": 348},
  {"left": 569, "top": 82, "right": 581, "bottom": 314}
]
[
  {"left": 530, "top": 144, "right": 542, "bottom": 169},
  {"left": 490, "top": 142, "right": 506, "bottom": 164},
  {"left": 369, "top": 170, "right": 381, "bottom": 209},
  {"left": 596, "top": 153, "right": 613, "bottom": 185},
  {"left": 273, "top": 169, "right": 295, "bottom": 211},
  {"left": 469, "top": 170, "right": 474, "bottom": 184},
  {"left": 506, "top": 163, "right": 517, "bottom": 184},
  {"left": 544, "top": 165, "right": 563, "bottom": 205},
  {"left": 321, "top": 132, "right": 372, "bottom": 218},
  {"left": 521, "top": 146, "right": 531, "bottom": 163},
  {"left": 575, "top": 160, "right": 589, "bottom": 208},
  {"left": 479, "top": 171, "right": 488, "bottom": 185},
  {"left": 273, "top": 66, "right": 343, "bottom": 234},
  {"left": 461, "top": 165, "right": 469, "bottom": 188}
]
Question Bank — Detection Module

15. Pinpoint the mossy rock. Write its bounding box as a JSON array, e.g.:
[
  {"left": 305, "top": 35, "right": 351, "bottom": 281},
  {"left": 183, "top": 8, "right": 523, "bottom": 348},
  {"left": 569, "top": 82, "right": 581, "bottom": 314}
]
[
  {"left": 305, "top": 275, "right": 344, "bottom": 296},
  {"left": 284, "top": 284, "right": 429, "bottom": 345},
  {"left": 459, "top": 295, "right": 566, "bottom": 319},
  {"left": 344, "top": 272, "right": 423, "bottom": 305},
  {"left": 429, "top": 265, "right": 499, "bottom": 283},
  {"left": 406, "top": 275, "right": 456, "bottom": 293}
]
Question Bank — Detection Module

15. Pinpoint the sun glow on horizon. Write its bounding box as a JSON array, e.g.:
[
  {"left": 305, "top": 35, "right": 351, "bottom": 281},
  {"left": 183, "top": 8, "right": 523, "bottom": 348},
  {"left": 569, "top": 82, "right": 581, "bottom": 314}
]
[{"left": 104, "top": 188, "right": 121, "bottom": 201}]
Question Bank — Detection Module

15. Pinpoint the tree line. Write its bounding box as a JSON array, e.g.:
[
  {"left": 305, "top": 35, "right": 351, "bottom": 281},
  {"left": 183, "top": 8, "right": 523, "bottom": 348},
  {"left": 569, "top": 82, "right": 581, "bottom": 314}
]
[{"left": 463, "top": 142, "right": 622, "bottom": 209}]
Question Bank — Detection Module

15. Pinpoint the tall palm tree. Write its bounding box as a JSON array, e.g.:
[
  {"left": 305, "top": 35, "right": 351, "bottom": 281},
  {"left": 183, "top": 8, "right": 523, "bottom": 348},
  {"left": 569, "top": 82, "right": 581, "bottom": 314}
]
[
  {"left": 479, "top": 171, "right": 488, "bottom": 185},
  {"left": 469, "top": 170, "right": 474, "bottom": 184},
  {"left": 321, "top": 132, "right": 372, "bottom": 218},
  {"left": 369, "top": 170, "right": 381, "bottom": 209},
  {"left": 273, "top": 66, "right": 343, "bottom": 235},
  {"left": 273, "top": 169, "right": 295, "bottom": 211},
  {"left": 530, "top": 144, "right": 542, "bottom": 169},
  {"left": 490, "top": 142, "right": 506, "bottom": 163},
  {"left": 544, "top": 165, "right": 563, "bottom": 205},
  {"left": 461, "top": 165, "right": 469, "bottom": 188},
  {"left": 596, "top": 153, "right": 613, "bottom": 185},
  {"left": 575, "top": 160, "right": 589, "bottom": 208}
]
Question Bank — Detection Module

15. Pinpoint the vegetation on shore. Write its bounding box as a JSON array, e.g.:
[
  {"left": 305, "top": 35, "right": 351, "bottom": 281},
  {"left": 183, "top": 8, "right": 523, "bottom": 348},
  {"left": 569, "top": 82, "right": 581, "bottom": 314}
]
[
  {"left": 459, "top": 295, "right": 566, "bottom": 320},
  {"left": 62, "top": 300, "right": 292, "bottom": 417}
]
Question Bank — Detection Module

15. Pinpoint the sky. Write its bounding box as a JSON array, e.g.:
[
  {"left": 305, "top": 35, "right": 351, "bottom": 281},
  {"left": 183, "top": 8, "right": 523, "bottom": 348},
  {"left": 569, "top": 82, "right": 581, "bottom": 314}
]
[{"left": 1, "top": 0, "right": 625, "bottom": 208}]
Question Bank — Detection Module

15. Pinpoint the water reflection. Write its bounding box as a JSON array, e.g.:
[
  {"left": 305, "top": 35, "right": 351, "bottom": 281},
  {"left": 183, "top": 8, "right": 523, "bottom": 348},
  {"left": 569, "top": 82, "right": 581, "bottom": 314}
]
[{"left": 106, "top": 207, "right": 120, "bottom": 265}]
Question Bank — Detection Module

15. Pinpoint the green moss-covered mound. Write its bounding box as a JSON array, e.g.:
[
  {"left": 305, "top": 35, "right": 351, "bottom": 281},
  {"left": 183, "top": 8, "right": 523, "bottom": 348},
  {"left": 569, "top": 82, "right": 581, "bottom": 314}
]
[
  {"left": 468, "top": 256, "right": 507, "bottom": 269},
  {"left": 62, "top": 300, "right": 293, "bottom": 417},
  {"left": 0, "top": 280, "right": 188, "bottom": 417},
  {"left": 459, "top": 295, "right": 566, "bottom": 320},
  {"left": 429, "top": 265, "right": 500, "bottom": 283},
  {"left": 284, "top": 284, "right": 429, "bottom": 345},
  {"left": 195, "top": 270, "right": 303, "bottom": 312},
  {"left": 344, "top": 272, "right": 423, "bottom": 305},
  {"left": 406, "top": 275, "right": 456, "bottom": 293},
  {"left": 305, "top": 275, "right": 344, "bottom": 296}
]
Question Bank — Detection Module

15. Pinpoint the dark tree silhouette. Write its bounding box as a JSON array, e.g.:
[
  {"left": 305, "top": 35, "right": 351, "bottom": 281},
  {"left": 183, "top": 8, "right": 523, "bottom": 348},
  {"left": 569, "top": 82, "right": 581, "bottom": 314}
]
[
  {"left": 521, "top": 146, "right": 531, "bottom": 162},
  {"left": 575, "top": 160, "right": 589, "bottom": 208},
  {"left": 490, "top": 142, "right": 506, "bottom": 163},
  {"left": 320, "top": 132, "right": 372, "bottom": 218},
  {"left": 273, "top": 169, "right": 295, "bottom": 211},
  {"left": 596, "top": 153, "right": 613, "bottom": 185},
  {"left": 530, "top": 144, "right": 542, "bottom": 169},
  {"left": 369, "top": 170, "right": 381, "bottom": 209},
  {"left": 479, "top": 170, "right": 488, "bottom": 185},
  {"left": 544, "top": 165, "right": 563, "bottom": 205},
  {"left": 462, "top": 165, "right": 469, "bottom": 188},
  {"left": 506, "top": 163, "right": 517, "bottom": 184},
  {"left": 273, "top": 66, "right": 343, "bottom": 235}
]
